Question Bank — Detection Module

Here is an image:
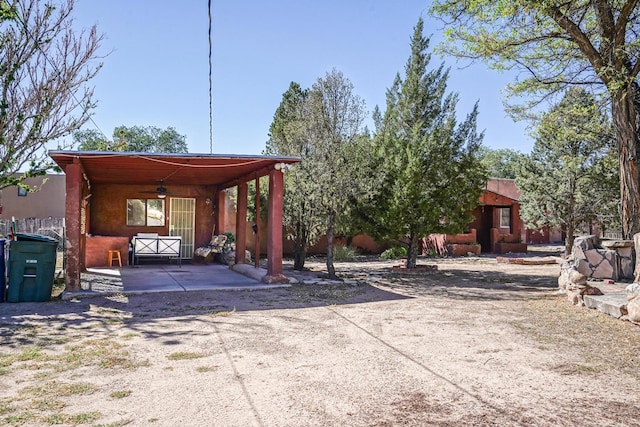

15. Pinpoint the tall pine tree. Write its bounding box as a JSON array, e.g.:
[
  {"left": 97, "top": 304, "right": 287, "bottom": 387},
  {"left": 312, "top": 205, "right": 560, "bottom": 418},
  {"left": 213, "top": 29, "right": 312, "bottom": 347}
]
[{"left": 360, "top": 18, "right": 487, "bottom": 268}]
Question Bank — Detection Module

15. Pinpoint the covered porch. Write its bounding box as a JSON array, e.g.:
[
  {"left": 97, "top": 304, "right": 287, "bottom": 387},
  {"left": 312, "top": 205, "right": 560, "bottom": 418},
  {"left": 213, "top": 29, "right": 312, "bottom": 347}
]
[{"left": 49, "top": 151, "right": 300, "bottom": 292}]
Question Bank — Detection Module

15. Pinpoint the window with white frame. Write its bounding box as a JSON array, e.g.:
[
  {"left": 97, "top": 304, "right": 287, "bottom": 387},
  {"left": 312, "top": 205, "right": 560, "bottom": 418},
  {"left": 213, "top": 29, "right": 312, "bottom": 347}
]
[{"left": 500, "top": 207, "right": 511, "bottom": 228}]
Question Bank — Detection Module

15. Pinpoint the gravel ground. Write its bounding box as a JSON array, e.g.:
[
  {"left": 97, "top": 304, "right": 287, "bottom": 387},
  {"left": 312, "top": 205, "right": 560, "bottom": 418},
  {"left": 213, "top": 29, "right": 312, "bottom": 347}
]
[{"left": 1, "top": 254, "right": 640, "bottom": 427}]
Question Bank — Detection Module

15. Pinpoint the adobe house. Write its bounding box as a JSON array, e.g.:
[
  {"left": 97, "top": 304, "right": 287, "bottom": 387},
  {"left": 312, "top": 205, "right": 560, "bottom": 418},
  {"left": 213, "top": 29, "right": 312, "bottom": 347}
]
[
  {"left": 49, "top": 151, "right": 300, "bottom": 292},
  {"left": 426, "top": 179, "right": 528, "bottom": 255},
  {"left": 470, "top": 180, "right": 527, "bottom": 254}
]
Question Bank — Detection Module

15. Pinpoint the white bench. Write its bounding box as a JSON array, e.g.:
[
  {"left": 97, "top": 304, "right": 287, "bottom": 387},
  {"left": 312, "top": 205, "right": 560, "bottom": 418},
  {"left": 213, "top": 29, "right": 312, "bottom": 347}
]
[{"left": 132, "top": 234, "right": 182, "bottom": 266}]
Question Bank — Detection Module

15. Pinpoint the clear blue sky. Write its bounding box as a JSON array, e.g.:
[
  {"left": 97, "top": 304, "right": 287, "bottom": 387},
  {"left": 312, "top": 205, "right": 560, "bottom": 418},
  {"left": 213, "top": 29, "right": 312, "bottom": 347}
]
[{"left": 70, "top": 0, "right": 532, "bottom": 155}]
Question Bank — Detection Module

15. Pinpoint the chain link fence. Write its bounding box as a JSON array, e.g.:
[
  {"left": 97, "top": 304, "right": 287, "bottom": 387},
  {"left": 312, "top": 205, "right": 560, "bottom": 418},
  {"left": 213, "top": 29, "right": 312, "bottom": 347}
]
[{"left": 3, "top": 218, "right": 66, "bottom": 272}]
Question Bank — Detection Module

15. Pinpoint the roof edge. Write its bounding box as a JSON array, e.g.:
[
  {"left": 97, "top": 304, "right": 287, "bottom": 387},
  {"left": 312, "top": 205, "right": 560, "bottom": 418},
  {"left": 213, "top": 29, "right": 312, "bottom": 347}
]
[{"left": 48, "top": 150, "right": 301, "bottom": 162}]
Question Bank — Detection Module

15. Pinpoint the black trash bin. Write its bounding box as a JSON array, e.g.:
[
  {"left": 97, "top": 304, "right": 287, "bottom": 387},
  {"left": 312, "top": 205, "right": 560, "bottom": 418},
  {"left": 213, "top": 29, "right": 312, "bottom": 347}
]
[{"left": 7, "top": 233, "right": 58, "bottom": 302}]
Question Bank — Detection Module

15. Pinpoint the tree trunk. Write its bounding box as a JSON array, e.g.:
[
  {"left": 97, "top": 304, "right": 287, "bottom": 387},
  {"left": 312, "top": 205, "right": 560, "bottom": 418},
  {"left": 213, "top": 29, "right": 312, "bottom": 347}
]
[
  {"left": 326, "top": 215, "right": 336, "bottom": 279},
  {"left": 292, "top": 240, "right": 307, "bottom": 271},
  {"left": 406, "top": 233, "right": 420, "bottom": 269},
  {"left": 566, "top": 176, "right": 576, "bottom": 256},
  {"left": 292, "top": 221, "right": 308, "bottom": 271},
  {"left": 612, "top": 86, "right": 640, "bottom": 239},
  {"left": 565, "top": 222, "right": 575, "bottom": 256}
]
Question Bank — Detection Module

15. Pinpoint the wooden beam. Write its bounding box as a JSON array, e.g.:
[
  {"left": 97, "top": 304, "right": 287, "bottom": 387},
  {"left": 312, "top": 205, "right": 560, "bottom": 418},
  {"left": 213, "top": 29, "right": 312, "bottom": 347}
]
[
  {"left": 264, "top": 169, "right": 286, "bottom": 282},
  {"left": 254, "top": 176, "right": 261, "bottom": 269},
  {"left": 65, "top": 158, "right": 84, "bottom": 292},
  {"left": 235, "top": 182, "right": 248, "bottom": 265}
]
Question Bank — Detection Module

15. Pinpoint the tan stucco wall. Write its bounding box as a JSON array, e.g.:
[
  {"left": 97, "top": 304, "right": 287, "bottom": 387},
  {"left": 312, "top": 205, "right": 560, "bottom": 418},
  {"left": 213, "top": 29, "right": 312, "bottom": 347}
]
[{"left": 1, "top": 174, "right": 66, "bottom": 219}]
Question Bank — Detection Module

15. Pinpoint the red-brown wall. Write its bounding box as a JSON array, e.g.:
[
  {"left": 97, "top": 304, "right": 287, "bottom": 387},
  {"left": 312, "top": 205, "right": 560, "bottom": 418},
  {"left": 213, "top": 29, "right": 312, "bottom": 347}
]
[{"left": 88, "top": 183, "right": 217, "bottom": 249}]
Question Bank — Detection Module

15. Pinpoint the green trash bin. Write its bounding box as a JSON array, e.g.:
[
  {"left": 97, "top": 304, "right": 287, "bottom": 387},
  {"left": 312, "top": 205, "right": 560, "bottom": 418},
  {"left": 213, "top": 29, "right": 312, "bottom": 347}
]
[{"left": 7, "top": 233, "right": 58, "bottom": 302}]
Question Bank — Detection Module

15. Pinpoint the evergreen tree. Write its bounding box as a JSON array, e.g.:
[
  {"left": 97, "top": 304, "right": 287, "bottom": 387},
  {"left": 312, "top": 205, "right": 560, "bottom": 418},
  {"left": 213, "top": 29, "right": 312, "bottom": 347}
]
[
  {"left": 265, "top": 82, "right": 323, "bottom": 270},
  {"left": 517, "top": 87, "right": 618, "bottom": 254},
  {"left": 360, "top": 18, "right": 487, "bottom": 268}
]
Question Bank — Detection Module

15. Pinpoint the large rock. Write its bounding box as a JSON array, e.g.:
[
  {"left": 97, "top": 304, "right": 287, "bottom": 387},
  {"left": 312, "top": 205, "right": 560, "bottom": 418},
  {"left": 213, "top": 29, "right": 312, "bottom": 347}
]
[
  {"left": 223, "top": 249, "right": 252, "bottom": 264},
  {"left": 601, "top": 240, "right": 635, "bottom": 280},
  {"left": 573, "top": 235, "right": 598, "bottom": 253},
  {"left": 627, "top": 283, "right": 640, "bottom": 301},
  {"left": 573, "top": 247, "right": 618, "bottom": 281},
  {"left": 627, "top": 296, "right": 640, "bottom": 323},
  {"left": 634, "top": 233, "right": 640, "bottom": 282}
]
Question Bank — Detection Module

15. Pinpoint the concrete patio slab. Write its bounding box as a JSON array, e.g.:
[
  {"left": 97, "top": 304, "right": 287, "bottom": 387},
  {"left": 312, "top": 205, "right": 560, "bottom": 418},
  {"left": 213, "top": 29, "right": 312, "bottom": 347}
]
[{"left": 66, "top": 263, "right": 289, "bottom": 299}]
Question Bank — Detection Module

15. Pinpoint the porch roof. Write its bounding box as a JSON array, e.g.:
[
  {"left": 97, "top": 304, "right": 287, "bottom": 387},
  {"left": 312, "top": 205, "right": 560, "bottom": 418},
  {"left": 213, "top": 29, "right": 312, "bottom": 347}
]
[{"left": 49, "top": 150, "right": 300, "bottom": 188}]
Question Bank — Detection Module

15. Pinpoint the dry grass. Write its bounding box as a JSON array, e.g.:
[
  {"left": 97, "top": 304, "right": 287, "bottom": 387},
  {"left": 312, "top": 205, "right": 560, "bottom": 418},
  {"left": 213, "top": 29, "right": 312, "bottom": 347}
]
[
  {"left": 207, "top": 307, "right": 236, "bottom": 317},
  {"left": 514, "top": 296, "right": 640, "bottom": 377},
  {"left": 167, "top": 351, "right": 208, "bottom": 361},
  {"left": 0, "top": 328, "right": 150, "bottom": 426},
  {"left": 110, "top": 390, "right": 132, "bottom": 399}
]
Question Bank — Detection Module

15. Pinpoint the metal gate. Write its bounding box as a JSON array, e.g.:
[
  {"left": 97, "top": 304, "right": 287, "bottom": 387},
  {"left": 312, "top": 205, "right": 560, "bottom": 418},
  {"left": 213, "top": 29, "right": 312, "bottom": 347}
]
[{"left": 169, "top": 198, "right": 195, "bottom": 259}]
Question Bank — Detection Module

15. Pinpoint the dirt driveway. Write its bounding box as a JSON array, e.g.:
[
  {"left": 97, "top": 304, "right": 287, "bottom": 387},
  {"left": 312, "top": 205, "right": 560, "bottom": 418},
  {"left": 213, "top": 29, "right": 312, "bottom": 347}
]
[{"left": 1, "top": 256, "right": 640, "bottom": 426}]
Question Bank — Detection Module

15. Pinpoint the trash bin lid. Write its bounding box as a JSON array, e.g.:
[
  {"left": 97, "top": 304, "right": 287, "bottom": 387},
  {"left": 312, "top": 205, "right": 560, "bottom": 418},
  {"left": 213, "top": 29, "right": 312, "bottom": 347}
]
[{"left": 15, "top": 233, "right": 58, "bottom": 243}]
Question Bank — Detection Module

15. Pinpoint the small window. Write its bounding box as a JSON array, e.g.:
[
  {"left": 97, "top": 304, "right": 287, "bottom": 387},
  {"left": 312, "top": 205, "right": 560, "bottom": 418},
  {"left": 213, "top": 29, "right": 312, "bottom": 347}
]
[
  {"left": 500, "top": 207, "right": 511, "bottom": 228},
  {"left": 127, "top": 199, "right": 165, "bottom": 226},
  {"left": 17, "top": 187, "right": 27, "bottom": 197}
]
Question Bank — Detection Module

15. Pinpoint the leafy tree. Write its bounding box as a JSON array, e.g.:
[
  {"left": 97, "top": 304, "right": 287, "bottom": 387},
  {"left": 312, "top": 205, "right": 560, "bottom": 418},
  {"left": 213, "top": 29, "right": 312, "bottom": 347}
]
[
  {"left": 517, "top": 87, "right": 618, "bottom": 254},
  {"left": 72, "top": 129, "right": 110, "bottom": 151},
  {"left": 359, "top": 18, "right": 487, "bottom": 269},
  {"left": 430, "top": 0, "right": 640, "bottom": 239},
  {"left": 478, "top": 147, "right": 525, "bottom": 179},
  {"left": 265, "top": 73, "right": 367, "bottom": 277},
  {"left": 74, "top": 125, "right": 188, "bottom": 153},
  {"left": 306, "top": 69, "right": 367, "bottom": 278},
  {"left": 0, "top": 0, "right": 103, "bottom": 190}
]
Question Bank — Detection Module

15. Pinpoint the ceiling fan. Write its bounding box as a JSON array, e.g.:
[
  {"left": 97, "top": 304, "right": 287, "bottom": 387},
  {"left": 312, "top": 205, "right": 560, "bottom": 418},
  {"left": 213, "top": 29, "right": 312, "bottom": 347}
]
[{"left": 141, "top": 180, "right": 172, "bottom": 199}]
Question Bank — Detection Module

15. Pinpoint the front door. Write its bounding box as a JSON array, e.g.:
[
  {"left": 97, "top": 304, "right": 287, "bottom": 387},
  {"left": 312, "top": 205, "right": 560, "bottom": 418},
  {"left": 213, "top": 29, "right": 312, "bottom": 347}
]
[
  {"left": 169, "top": 198, "right": 195, "bottom": 259},
  {"left": 477, "top": 206, "right": 494, "bottom": 253}
]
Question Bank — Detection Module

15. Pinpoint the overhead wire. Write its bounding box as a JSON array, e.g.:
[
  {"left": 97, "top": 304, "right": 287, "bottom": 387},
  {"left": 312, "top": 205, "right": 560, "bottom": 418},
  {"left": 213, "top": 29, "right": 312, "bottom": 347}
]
[{"left": 208, "top": 0, "right": 213, "bottom": 154}]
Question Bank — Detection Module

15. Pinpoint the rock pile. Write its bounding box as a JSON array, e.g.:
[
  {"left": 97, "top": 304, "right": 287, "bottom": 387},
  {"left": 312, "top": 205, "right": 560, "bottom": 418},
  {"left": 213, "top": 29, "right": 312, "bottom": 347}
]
[{"left": 558, "top": 260, "right": 602, "bottom": 306}]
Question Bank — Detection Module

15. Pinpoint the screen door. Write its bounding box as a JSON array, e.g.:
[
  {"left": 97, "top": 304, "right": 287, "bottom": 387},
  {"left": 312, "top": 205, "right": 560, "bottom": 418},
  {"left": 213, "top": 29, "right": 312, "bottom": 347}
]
[{"left": 169, "top": 197, "right": 195, "bottom": 259}]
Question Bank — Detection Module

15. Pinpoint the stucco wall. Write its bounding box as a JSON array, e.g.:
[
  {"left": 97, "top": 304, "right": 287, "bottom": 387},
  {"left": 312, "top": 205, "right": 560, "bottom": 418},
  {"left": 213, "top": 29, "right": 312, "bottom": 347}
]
[
  {"left": 88, "top": 183, "right": 216, "bottom": 249},
  {"left": 1, "top": 174, "right": 65, "bottom": 219}
]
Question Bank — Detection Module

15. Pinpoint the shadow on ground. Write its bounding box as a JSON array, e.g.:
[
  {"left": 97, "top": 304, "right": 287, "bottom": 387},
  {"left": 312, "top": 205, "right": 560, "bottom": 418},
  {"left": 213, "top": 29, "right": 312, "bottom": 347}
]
[{"left": 0, "top": 256, "right": 562, "bottom": 350}]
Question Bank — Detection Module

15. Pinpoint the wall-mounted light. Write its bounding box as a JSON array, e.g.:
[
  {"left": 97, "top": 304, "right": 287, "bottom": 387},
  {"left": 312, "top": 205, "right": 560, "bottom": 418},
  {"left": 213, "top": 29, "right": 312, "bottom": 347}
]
[
  {"left": 274, "top": 162, "right": 287, "bottom": 171},
  {"left": 205, "top": 197, "right": 212, "bottom": 205}
]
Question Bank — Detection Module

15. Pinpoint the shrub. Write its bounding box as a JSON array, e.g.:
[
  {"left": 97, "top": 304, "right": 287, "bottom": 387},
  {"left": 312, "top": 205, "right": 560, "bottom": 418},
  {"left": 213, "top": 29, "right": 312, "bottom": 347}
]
[
  {"left": 380, "top": 246, "right": 407, "bottom": 260},
  {"left": 333, "top": 244, "right": 357, "bottom": 262}
]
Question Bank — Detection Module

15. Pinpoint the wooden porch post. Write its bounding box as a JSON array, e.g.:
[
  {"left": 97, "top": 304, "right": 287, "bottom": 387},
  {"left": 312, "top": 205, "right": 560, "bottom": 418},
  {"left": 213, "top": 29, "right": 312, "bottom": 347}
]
[
  {"left": 264, "top": 168, "right": 287, "bottom": 283},
  {"left": 235, "top": 183, "right": 248, "bottom": 265},
  {"left": 254, "top": 177, "right": 261, "bottom": 269},
  {"left": 215, "top": 189, "right": 226, "bottom": 235},
  {"left": 65, "top": 158, "right": 83, "bottom": 292}
]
